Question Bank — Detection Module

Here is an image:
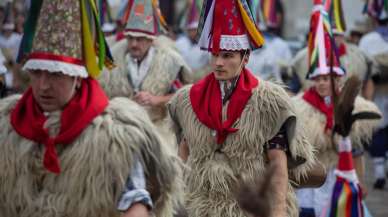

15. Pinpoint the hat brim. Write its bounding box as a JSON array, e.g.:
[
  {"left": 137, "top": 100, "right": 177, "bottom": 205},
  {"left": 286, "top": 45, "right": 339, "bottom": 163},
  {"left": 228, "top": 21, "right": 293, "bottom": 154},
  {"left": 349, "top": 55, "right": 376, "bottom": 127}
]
[
  {"left": 23, "top": 59, "right": 88, "bottom": 78},
  {"left": 308, "top": 66, "right": 345, "bottom": 79},
  {"left": 124, "top": 30, "right": 156, "bottom": 40}
]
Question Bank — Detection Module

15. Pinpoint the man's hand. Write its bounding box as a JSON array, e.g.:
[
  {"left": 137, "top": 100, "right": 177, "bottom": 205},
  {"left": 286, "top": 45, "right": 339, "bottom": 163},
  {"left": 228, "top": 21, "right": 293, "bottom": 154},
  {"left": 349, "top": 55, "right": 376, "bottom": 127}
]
[
  {"left": 134, "top": 91, "right": 174, "bottom": 107},
  {"left": 134, "top": 91, "right": 160, "bottom": 106},
  {"left": 122, "top": 203, "right": 149, "bottom": 217}
]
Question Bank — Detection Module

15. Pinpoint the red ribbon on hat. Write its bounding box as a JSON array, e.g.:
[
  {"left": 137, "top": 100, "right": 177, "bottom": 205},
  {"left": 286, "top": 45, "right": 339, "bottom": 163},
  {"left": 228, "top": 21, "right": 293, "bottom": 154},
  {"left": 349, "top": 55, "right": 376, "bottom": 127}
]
[{"left": 212, "top": 0, "right": 224, "bottom": 53}]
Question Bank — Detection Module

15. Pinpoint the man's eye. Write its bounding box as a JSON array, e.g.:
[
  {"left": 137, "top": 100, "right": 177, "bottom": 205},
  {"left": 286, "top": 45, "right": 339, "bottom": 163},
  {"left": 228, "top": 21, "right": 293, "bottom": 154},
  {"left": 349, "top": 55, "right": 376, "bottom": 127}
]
[{"left": 30, "top": 71, "right": 41, "bottom": 77}]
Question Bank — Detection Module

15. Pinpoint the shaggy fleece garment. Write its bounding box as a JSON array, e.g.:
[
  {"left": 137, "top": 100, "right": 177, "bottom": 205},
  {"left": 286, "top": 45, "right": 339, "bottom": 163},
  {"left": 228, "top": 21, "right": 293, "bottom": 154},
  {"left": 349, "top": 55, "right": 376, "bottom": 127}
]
[
  {"left": 293, "top": 94, "right": 381, "bottom": 169},
  {"left": 98, "top": 38, "right": 191, "bottom": 122},
  {"left": 168, "top": 80, "right": 316, "bottom": 217},
  {"left": 0, "top": 96, "right": 182, "bottom": 217}
]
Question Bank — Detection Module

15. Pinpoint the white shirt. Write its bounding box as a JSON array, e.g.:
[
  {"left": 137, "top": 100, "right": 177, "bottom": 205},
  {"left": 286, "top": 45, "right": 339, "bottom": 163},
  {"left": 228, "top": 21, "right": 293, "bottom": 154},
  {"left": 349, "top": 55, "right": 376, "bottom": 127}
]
[
  {"left": 0, "top": 33, "right": 22, "bottom": 61},
  {"left": 126, "top": 47, "right": 155, "bottom": 92}
]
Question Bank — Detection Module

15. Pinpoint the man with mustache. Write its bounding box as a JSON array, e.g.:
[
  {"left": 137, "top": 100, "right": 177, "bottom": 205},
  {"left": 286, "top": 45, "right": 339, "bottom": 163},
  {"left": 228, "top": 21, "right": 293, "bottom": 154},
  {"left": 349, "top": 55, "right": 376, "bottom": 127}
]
[
  {"left": 99, "top": 0, "right": 191, "bottom": 150},
  {"left": 167, "top": 1, "right": 316, "bottom": 217}
]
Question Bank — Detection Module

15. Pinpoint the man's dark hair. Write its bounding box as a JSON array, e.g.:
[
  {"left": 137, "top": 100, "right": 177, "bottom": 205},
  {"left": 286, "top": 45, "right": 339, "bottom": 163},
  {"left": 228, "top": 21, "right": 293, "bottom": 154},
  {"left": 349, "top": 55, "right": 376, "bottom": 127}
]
[
  {"left": 239, "top": 50, "right": 250, "bottom": 59},
  {"left": 377, "top": 18, "right": 388, "bottom": 26}
]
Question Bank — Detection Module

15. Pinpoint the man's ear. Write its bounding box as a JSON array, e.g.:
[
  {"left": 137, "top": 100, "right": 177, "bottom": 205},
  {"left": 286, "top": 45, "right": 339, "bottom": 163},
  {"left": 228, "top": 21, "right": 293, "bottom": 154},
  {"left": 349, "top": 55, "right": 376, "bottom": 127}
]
[
  {"left": 243, "top": 53, "right": 250, "bottom": 65},
  {"left": 76, "top": 77, "right": 82, "bottom": 89}
]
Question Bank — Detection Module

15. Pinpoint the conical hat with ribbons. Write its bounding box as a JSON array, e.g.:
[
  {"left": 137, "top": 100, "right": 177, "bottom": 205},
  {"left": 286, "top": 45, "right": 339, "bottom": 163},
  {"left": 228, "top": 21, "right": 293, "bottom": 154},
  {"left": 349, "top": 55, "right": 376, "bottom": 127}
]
[
  {"left": 197, "top": 0, "right": 265, "bottom": 53},
  {"left": 119, "top": 0, "right": 167, "bottom": 39},
  {"left": 18, "top": 0, "right": 114, "bottom": 78}
]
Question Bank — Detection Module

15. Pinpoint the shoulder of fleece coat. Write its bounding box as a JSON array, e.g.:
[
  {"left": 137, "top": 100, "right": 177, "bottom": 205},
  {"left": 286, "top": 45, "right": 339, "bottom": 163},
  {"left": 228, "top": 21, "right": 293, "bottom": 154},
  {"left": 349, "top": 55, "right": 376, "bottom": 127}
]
[
  {"left": 254, "top": 81, "right": 316, "bottom": 181},
  {"left": 350, "top": 96, "right": 382, "bottom": 147},
  {"left": 152, "top": 41, "right": 192, "bottom": 84},
  {"left": 291, "top": 47, "right": 310, "bottom": 91},
  {"left": 0, "top": 94, "right": 20, "bottom": 117},
  {"left": 98, "top": 39, "right": 133, "bottom": 98},
  {"left": 0, "top": 95, "right": 21, "bottom": 136}
]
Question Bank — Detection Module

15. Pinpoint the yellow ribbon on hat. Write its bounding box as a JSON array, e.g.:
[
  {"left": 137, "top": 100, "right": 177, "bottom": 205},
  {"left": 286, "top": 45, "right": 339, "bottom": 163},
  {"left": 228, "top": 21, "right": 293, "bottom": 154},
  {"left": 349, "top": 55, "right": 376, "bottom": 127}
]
[
  {"left": 81, "top": 0, "right": 99, "bottom": 78},
  {"left": 334, "top": 0, "right": 345, "bottom": 33},
  {"left": 237, "top": 0, "right": 265, "bottom": 47}
]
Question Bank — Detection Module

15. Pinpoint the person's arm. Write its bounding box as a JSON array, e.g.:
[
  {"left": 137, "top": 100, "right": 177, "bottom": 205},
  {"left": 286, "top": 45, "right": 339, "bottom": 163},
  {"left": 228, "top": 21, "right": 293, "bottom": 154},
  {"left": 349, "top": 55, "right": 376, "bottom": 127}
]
[
  {"left": 353, "top": 147, "right": 367, "bottom": 198},
  {"left": 122, "top": 203, "right": 149, "bottom": 217},
  {"left": 267, "top": 149, "right": 288, "bottom": 217},
  {"left": 264, "top": 125, "right": 289, "bottom": 217},
  {"left": 118, "top": 160, "right": 152, "bottom": 217},
  {"left": 134, "top": 92, "right": 174, "bottom": 107}
]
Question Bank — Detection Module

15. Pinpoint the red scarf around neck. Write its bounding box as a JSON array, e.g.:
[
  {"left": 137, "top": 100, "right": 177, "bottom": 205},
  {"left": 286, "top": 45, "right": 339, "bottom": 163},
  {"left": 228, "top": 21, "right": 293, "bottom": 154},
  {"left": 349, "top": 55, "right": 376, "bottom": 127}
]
[
  {"left": 338, "top": 42, "right": 347, "bottom": 57},
  {"left": 10, "top": 78, "right": 109, "bottom": 174},
  {"left": 302, "top": 87, "right": 334, "bottom": 131},
  {"left": 189, "top": 68, "right": 259, "bottom": 144}
]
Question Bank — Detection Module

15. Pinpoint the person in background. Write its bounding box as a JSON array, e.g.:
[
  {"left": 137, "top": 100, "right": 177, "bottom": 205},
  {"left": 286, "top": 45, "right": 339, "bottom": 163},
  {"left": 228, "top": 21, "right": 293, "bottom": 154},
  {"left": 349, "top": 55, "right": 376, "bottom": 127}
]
[
  {"left": 99, "top": 0, "right": 191, "bottom": 151},
  {"left": 359, "top": 0, "right": 388, "bottom": 190},
  {"left": 291, "top": 0, "right": 376, "bottom": 100},
  {"left": 175, "top": 0, "right": 210, "bottom": 83},
  {"left": 294, "top": 2, "right": 381, "bottom": 216}
]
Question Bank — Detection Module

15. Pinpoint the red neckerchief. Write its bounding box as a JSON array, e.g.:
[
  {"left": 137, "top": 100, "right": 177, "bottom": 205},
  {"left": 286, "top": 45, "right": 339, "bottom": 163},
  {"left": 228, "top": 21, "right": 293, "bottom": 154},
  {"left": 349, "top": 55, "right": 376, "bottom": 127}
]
[
  {"left": 302, "top": 87, "right": 333, "bottom": 131},
  {"left": 10, "top": 78, "right": 109, "bottom": 174},
  {"left": 189, "top": 68, "right": 259, "bottom": 144},
  {"left": 338, "top": 42, "right": 347, "bottom": 57}
]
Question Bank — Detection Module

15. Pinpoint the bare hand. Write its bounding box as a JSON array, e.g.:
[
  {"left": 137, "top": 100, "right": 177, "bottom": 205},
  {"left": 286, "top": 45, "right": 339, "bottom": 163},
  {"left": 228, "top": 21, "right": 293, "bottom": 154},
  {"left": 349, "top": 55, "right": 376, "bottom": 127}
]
[
  {"left": 359, "top": 182, "right": 368, "bottom": 199},
  {"left": 121, "top": 203, "right": 149, "bottom": 217},
  {"left": 134, "top": 91, "right": 159, "bottom": 106}
]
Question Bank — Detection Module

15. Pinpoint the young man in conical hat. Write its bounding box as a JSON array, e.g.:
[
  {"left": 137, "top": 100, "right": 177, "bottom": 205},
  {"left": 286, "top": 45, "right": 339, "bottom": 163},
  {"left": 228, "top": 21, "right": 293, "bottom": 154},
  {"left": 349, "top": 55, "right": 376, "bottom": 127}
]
[
  {"left": 293, "top": 1, "right": 381, "bottom": 216},
  {"left": 0, "top": 1, "right": 181, "bottom": 217},
  {"left": 167, "top": 1, "right": 316, "bottom": 216},
  {"left": 359, "top": 0, "right": 388, "bottom": 190},
  {"left": 291, "top": 0, "right": 376, "bottom": 100},
  {"left": 99, "top": 0, "right": 191, "bottom": 150}
]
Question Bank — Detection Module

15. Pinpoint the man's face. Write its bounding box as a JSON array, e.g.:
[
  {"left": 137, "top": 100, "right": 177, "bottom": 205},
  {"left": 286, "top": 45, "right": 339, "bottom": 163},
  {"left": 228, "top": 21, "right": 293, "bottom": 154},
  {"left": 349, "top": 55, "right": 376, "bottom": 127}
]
[
  {"left": 334, "top": 34, "right": 345, "bottom": 47},
  {"left": 29, "top": 70, "right": 80, "bottom": 112},
  {"left": 312, "top": 74, "right": 340, "bottom": 97},
  {"left": 127, "top": 35, "right": 153, "bottom": 60},
  {"left": 211, "top": 50, "right": 248, "bottom": 81},
  {"left": 187, "top": 28, "right": 197, "bottom": 42}
]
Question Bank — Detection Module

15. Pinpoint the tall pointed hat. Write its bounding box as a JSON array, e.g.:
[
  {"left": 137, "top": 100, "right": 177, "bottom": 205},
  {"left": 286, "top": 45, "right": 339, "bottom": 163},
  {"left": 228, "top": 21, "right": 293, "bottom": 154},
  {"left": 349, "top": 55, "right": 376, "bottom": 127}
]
[
  {"left": 197, "top": 0, "right": 265, "bottom": 53},
  {"left": 306, "top": 0, "right": 345, "bottom": 79},
  {"left": 17, "top": 0, "right": 114, "bottom": 79},
  {"left": 119, "top": 0, "right": 167, "bottom": 39}
]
